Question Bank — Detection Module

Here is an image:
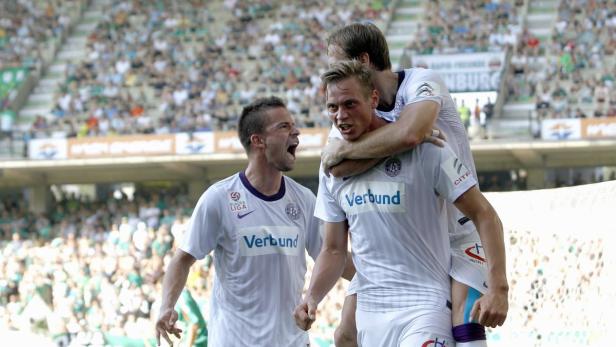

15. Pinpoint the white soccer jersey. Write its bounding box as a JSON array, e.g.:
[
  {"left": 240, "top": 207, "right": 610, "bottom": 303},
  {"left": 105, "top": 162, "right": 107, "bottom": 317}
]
[
  {"left": 315, "top": 142, "right": 477, "bottom": 313},
  {"left": 376, "top": 68, "right": 479, "bottom": 236},
  {"left": 182, "top": 172, "right": 322, "bottom": 347}
]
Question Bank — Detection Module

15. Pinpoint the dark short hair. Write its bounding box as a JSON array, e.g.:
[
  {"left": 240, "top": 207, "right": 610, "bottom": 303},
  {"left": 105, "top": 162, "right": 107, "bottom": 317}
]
[
  {"left": 321, "top": 60, "right": 375, "bottom": 99},
  {"left": 238, "top": 96, "right": 286, "bottom": 152},
  {"left": 327, "top": 22, "right": 391, "bottom": 71}
]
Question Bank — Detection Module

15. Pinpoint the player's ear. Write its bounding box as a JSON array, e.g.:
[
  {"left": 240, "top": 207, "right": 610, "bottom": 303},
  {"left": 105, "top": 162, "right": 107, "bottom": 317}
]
[
  {"left": 358, "top": 52, "right": 370, "bottom": 66},
  {"left": 370, "top": 88, "right": 379, "bottom": 109},
  {"left": 250, "top": 134, "right": 265, "bottom": 149}
]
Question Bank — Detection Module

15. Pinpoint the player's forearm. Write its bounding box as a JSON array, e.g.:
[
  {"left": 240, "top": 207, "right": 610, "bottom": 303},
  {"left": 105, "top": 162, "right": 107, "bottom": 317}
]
[
  {"left": 160, "top": 252, "right": 194, "bottom": 311},
  {"left": 306, "top": 248, "right": 347, "bottom": 304},
  {"left": 339, "top": 101, "right": 439, "bottom": 160},
  {"left": 329, "top": 158, "right": 382, "bottom": 178},
  {"left": 339, "top": 122, "right": 421, "bottom": 160},
  {"left": 340, "top": 252, "right": 356, "bottom": 281},
  {"left": 472, "top": 208, "right": 508, "bottom": 292}
]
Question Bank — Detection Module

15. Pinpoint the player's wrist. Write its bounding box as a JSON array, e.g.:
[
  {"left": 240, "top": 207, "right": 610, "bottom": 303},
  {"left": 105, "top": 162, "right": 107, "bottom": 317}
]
[
  {"left": 487, "top": 277, "right": 509, "bottom": 294},
  {"left": 337, "top": 140, "right": 352, "bottom": 160}
]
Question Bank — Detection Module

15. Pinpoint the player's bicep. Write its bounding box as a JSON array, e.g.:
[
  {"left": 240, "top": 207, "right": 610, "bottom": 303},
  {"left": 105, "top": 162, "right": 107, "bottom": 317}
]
[
  {"left": 397, "top": 99, "right": 441, "bottom": 142},
  {"left": 322, "top": 220, "right": 348, "bottom": 254},
  {"left": 424, "top": 144, "right": 476, "bottom": 202},
  {"left": 453, "top": 186, "right": 493, "bottom": 221},
  {"left": 181, "top": 189, "right": 221, "bottom": 259},
  {"left": 314, "top": 169, "right": 346, "bottom": 222}
]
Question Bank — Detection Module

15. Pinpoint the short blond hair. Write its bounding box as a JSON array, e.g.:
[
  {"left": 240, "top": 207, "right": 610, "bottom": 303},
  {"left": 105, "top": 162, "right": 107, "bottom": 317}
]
[{"left": 321, "top": 60, "right": 375, "bottom": 98}]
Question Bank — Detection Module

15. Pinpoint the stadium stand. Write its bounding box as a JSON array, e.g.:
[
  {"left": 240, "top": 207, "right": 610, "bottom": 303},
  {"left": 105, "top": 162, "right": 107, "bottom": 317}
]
[
  {"left": 16, "top": 0, "right": 392, "bottom": 140},
  {"left": 404, "top": 0, "right": 524, "bottom": 55},
  {"left": 504, "top": 0, "right": 615, "bottom": 134},
  {"left": 2, "top": 1, "right": 616, "bottom": 346}
]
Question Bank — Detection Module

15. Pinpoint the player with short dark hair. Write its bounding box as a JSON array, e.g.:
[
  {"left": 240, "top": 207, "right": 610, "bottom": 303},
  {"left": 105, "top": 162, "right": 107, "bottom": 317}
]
[{"left": 156, "top": 96, "right": 324, "bottom": 346}]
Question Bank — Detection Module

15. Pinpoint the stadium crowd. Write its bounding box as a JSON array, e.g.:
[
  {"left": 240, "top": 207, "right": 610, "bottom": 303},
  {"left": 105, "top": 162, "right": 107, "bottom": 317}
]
[
  {"left": 2, "top": 184, "right": 614, "bottom": 346},
  {"left": 502, "top": 229, "right": 610, "bottom": 346},
  {"left": 0, "top": 0, "right": 77, "bottom": 71},
  {"left": 0, "top": 189, "right": 347, "bottom": 346},
  {"left": 506, "top": 0, "right": 616, "bottom": 119},
  {"left": 31, "top": 0, "right": 391, "bottom": 140},
  {"left": 406, "top": 0, "right": 524, "bottom": 55},
  {"left": 4, "top": 0, "right": 613, "bottom": 146}
]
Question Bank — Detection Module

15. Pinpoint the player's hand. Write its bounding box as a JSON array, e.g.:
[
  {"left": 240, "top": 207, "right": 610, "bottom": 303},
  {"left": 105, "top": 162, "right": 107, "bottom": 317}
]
[
  {"left": 469, "top": 288, "right": 508, "bottom": 328},
  {"left": 293, "top": 297, "right": 317, "bottom": 331},
  {"left": 155, "top": 308, "right": 183, "bottom": 346},
  {"left": 321, "top": 138, "right": 345, "bottom": 177},
  {"left": 423, "top": 128, "right": 446, "bottom": 147}
]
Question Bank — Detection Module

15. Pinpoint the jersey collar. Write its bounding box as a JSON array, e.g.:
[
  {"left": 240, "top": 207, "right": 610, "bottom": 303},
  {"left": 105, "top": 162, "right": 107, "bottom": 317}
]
[
  {"left": 376, "top": 70, "right": 405, "bottom": 113},
  {"left": 239, "top": 171, "right": 286, "bottom": 201}
]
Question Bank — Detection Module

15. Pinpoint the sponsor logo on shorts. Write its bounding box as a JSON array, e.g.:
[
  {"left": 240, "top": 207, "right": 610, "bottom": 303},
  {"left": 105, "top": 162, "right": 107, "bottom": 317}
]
[
  {"left": 464, "top": 242, "right": 486, "bottom": 264},
  {"left": 384, "top": 157, "right": 401, "bottom": 177},
  {"left": 340, "top": 181, "right": 406, "bottom": 215},
  {"left": 239, "top": 226, "right": 301, "bottom": 256},
  {"left": 422, "top": 337, "right": 449, "bottom": 347},
  {"left": 285, "top": 202, "right": 300, "bottom": 220}
]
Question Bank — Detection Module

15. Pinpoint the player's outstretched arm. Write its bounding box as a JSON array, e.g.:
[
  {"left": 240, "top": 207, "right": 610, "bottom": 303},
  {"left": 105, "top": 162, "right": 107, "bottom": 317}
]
[
  {"left": 294, "top": 220, "right": 348, "bottom": 331},
  {"left": 155, "top": 249, "right": 196, "bottom": 346},
  {"left": 322, "top": 101, "right": 441, "bottom": 176},
  {"left": 454, "top": 187, "right": 509, "bottom": 328}
]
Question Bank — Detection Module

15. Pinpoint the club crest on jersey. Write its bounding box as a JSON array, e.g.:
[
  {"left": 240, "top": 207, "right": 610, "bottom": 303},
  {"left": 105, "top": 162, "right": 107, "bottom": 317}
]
[
  {"left": 228, "top": 191, "right": 248, "bottom": 212},
  {"left": 384, "top": 157, "right": 402, "bottom": 177},
  {"left": 421, "top": 337, "right": 449, "bottom": 347},
  {"left": 285, "top": 202, "right": 301, "bottom": 220}
]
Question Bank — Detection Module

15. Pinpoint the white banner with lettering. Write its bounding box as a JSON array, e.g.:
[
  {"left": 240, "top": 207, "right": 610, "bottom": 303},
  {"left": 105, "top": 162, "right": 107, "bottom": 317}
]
[{"left": 411, "top": 52, "right": 506, "bottom": 92}]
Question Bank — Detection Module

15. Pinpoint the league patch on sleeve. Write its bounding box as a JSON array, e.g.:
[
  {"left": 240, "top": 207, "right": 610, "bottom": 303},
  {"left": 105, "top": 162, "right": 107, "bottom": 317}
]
[
  {"left": 441, "top": 155, "right": 472, "bottom": 187},
  {"left": 413, "top": 81, "right": 441, "bottom": 98}
]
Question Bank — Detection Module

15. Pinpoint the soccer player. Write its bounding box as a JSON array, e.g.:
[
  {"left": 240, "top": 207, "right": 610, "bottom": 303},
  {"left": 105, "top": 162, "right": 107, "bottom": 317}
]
[
  {"left": 294, "top": 61, "right": 508, "bottom": 346},
  {"left": 155, "top": 97, "right": 326, "bottom": 346},
  {"left": 175, "top": 288, "right": 208, "bottom": 347},
  {"left": 323, "top": 23, "right": 508, "bottom": 347}
]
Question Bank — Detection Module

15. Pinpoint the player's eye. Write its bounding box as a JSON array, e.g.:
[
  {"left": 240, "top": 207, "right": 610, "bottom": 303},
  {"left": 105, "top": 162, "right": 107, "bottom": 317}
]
[{"left": 327, "top": 105, "right": 338, "bottom": 114}]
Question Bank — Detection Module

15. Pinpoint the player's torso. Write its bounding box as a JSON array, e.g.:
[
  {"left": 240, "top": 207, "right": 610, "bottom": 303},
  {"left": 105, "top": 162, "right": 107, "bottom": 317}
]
[
  {"left": 325, "top": 151, "right": 451, "bottom": 309},
  {"left": 215, "top": 175, "right": 310, "bottom": 299},
  {"left": 377, "top": 68, "right": 477, "bottom": 178},
  {"left": 208, "top": 175, "right": 311, "bottom": 346},
  {"left": 377, "top": 68, "right": 479, "bottom": 236}
]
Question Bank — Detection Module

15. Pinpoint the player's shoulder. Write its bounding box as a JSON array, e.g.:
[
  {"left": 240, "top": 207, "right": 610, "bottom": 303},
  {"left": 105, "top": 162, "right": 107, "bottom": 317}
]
[
  {"left": 401, "top": 68, "right": 446, "bottom": 97},
  {"left": 416, "top": 142, "right": 457, "bottom": 163},
  {"left": 404, "top": 67, "right": 442, "bottom": 81},
  {"left": 198, "top": 173, "right": 239, "bottom": 202},
  {"left": 284, "top": 176, "right": 316, "bottom": 201}
]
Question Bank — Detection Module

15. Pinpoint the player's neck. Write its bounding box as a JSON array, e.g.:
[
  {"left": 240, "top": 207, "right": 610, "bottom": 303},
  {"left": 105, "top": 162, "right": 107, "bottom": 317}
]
[
  {"left": 374, "top": 70, "right": 398, "bottom": 109},
  {"left": 244, "top": 161, "right": 283, "bottom": 196},
  {"left": 368, "top": 113, "right": 388, "bottom": 132}
]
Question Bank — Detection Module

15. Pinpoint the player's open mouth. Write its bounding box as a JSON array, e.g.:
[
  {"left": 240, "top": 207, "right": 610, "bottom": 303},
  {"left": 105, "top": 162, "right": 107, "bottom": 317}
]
[
  {"left": 287, "top": 143, "right": 298, "bottom": 157},
  {"left": 338, "top": 123, "right": 352, "bottom": 133}
]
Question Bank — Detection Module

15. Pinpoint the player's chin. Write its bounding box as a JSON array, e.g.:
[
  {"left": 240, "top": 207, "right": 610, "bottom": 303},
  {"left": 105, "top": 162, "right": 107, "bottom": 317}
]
[{"left": 278, "top": 157, "right": 296, "bottom": 172}]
